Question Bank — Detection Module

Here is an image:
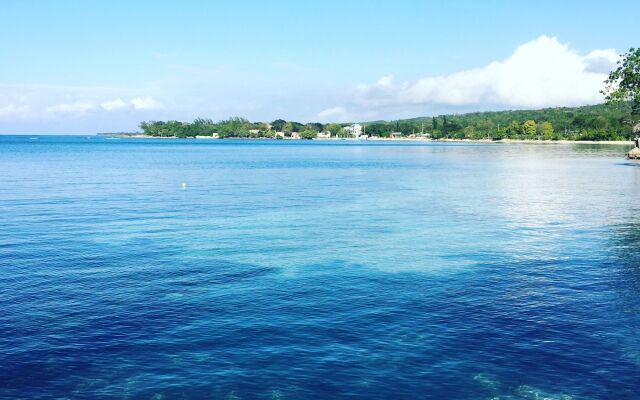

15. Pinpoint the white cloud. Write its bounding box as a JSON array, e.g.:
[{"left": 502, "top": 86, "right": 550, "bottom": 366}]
[
  {"left": 130, "top": 96, "right": 163, "bottom": 110},
  {"left": 40, "top": 96, "right": 163, "bottom": 117},
  {"left": 0, "top": 104, "right": 31, "bottom": 119},
  {"left": 100, "top": 97, "right": 164, "bottom": 111},
  {"left": 100, "top": 98, "right": 128, "bottom": 111},
  {"left": 584, "top": 49, "right": 619, "bottom": 73},
  {"left": 354, "top": 36, "right": 619, "bottom": 111},
  {"left": 376, "top": 75, "right": 394, "bottom": 87},
  {"left": 44, "top": 101, "right": 95, "bottom": 115}
]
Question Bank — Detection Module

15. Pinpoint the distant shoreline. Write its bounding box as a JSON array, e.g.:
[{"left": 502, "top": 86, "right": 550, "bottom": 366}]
[{"left": 107, "top": 134, "right": 634, "bottom": 145}]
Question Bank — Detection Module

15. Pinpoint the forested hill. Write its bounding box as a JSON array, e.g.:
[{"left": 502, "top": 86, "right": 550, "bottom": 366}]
[
  {"left": 369, "top": 103, "right": 633, "bottom": 140},
  {"left": 138, "top": 103, "right": 634, "bottom": 141}
]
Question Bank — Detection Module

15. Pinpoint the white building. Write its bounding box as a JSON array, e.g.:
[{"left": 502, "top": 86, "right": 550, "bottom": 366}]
[{"left": 343, "top": 124, "right": 363, "bottom": 137}]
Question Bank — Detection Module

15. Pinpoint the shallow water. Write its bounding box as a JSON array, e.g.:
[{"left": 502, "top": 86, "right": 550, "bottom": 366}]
[{"left": 1, "top": 136, "right": 639, "bottom": 399}]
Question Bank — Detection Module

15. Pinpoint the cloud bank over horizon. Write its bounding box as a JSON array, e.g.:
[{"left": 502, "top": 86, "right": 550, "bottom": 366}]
[
  {"left": 0, "top": 36, "right": 620, "bottom": 132},
  {"left": 318, "top": 36, "right": 618, "bottom": 122}
]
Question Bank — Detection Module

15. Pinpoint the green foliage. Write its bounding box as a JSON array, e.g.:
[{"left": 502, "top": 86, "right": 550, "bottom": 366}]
[
  {"left": 505, "top": 121, "right": 520, "bottom": 137},
  {"left": 298, "top": 130, "right": 318, "bottom": 140},
  {"left": 521, "top": 120, "right": 537, "bottom": 137},
  {"left": 366, "top": 123, "right": 390, "bottom": 137},
  {"left": 139, "top": 120, "right": 195, "bottom": 137},
  {"left": 280, "top": 121, "right": 305, "bottom": 134},
  {"left": 290, "top": 121, "right": 305, "bottom": 132},
  {"left": 403, "top": 103, "right": 632, "bottom": 140},
  {"left": 602, "top": 48, "right": 640, "bottom": 118},
  {"left": 216, "top": 117, "right": 250, "bottom": 138},
  {"left": 306, "top": 122, "right": 324, "bottom": 132},
  {"left": 538, "top": 121, "right": 554, "bottom": 139},
  {"left": 326, "top": 123, "right": 343, "bottom": 136},
  {"left": 270, "top": 119, "right": 286, "bottom": 132},
  {"left": 463, "top": 125, "right": 476, "bottom": 138},
  {"left": 139, "top": 103, "right": 634, "bottom": 141}
]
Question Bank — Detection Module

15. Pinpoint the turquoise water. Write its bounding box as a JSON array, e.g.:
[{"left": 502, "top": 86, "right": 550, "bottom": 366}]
[{"left": 1, "top": 136, "right": 640, "bottom": 399}]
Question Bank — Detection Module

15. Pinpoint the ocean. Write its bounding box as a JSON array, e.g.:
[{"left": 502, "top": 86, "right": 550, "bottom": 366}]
[{"left": 1, "top": 136, "right": 639, "bottom": 399}]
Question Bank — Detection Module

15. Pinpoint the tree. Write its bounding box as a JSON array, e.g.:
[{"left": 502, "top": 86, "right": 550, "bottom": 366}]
[
  {"left": 192, "top": 117, "right": 216, "bottom": 136},
  {"left": 306, "top": 122, "right": 324, "bottom": 132},
  {"left": 505, "top": 121, "right": 520, "bottom": 138},
  {"left": 440, "top": 116, "right": 460, "bottom": 136},
  {"left": 602, "top": 48, "right": 640, "bottom": 120},
  {"left": 366, "top": 123, "right": 390, "bottom": 137},
  {"left": 290, "top": 121, "right": 305, "bottom": 132},
  {"left": 140, "top": 121, "right": 151, "bottom": 134},
  {"left": 326, "top": 123, "right": 343, "bottom": 136},
  {"left": 217, "top": 117, "right": 249, "bottom": 138},
  {"left": 271, "top": 119, "right": 287, "bottom": 132},
  {"left": 432, "top": 116, "right": 438, "bottom": 131},
  {"left": 299, "top": 130, "right": 317, "bottom": 140},
  {"left": 538, "top": 121, "right": 554, "bottom": 139},
  {"left": 253, "top": 122, "right": 269, "bottom": 133},
  {"left": 477, "top": 120, "right": 495, "bottom": 138},
  {"left": 521, "top": 120, "right": 537, "bottom": 137},
  {"left": 463, "top": 126, "right": 476, "bottom": 138}
]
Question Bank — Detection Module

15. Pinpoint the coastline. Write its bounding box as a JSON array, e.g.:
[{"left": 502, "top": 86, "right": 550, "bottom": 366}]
[{"left": 110, "top": 134, "right": 634, "bottom": 145}]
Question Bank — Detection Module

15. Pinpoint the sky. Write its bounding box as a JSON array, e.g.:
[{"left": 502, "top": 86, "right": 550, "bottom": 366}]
[{"left": 0, "top": 0, "right": 638, "bottom": 134}]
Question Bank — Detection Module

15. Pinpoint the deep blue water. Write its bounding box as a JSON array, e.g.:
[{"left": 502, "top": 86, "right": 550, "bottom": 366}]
[{"left": 1, "top": 136, "right": 640, "bottom": 399}]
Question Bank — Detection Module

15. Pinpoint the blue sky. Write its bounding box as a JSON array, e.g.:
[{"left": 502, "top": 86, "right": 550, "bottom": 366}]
[{"left": 0, "top": 0, "right": 638, "bottom": 133}]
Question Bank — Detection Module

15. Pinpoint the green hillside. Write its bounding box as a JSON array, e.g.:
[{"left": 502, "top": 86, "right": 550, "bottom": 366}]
[{"left": 366, "top": 103, "right": 634, "bottom": 140}]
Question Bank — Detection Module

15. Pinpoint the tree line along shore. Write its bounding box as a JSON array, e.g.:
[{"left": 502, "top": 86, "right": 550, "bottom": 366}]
[{"left": 132, "top": 103, "right": 635, "bottom": 141}]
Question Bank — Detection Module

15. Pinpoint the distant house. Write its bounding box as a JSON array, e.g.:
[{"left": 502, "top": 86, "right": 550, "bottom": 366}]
[
  {"left": 343, "top": 124, "right": 363, "bottom": 137},
  {"left": 390, "top": 132, "right": 403, "bottom": 138},
  {"left": 317, "top": 131, "right": 331, "bottom": 139},
  {"left": 275, "top": 131, "right": 285, "bottom": 138},
  {"left": 248, "top": 129, "right": 260, "bottom": 134}
]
